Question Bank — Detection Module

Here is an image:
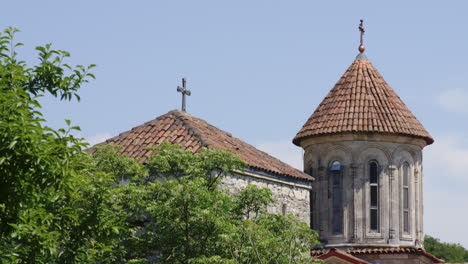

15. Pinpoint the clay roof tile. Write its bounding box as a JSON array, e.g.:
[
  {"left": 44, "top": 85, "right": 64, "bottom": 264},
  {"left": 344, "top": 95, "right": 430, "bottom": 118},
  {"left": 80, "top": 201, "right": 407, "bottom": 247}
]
[
  {"left": 90, "top": 110, "right": 313, "bottom": 181},
  {"left": 293, "top": 57, "right": 433, "bottom": 146},
  {"left": 311, "top": 247, "right": 444, "bottom": 263}
]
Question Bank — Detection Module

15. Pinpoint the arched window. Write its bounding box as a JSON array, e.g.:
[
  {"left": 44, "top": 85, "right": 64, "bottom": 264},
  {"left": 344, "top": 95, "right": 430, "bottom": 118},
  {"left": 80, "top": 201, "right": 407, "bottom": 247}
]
[
  {"left": 369, "top": 160, "right": 379, "bottom": 232},
  {"left": 330, "top": 161, "right": 343, "bottom": 234},
  {"left": 402, "top": 162, "right": 410, "bottom": 233}
]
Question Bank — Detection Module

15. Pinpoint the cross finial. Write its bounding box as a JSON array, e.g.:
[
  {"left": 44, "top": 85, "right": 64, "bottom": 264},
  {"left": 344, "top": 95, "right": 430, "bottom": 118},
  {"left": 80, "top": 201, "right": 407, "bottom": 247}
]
[
  {"left": 358, "top": 19, "right": 365, "bottom": 53},
  {"left": 176, "top": 77, "right": 191, "bottom": 112}
]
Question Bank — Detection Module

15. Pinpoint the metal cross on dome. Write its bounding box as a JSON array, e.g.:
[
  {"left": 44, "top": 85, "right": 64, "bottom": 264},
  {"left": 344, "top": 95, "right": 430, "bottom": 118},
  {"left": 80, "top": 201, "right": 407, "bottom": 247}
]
[
  {"left": 177, "top": 77, "right": 191, "bottom": 112},
  {"left": 358, "top": 19, "right": 366, "bottom": 53}
]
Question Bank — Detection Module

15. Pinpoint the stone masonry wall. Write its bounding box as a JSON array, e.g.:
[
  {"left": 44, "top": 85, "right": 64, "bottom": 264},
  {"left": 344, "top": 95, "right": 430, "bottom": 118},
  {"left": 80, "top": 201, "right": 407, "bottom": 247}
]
[
  {"left": 357, "top": 253, "right": 435, "bottom": 264},
  {"left": 302, "top": 136, "right": 425, "bottom": 248},
  {"left": 219, "top": 172, "right": 311, "bottom": 225}
]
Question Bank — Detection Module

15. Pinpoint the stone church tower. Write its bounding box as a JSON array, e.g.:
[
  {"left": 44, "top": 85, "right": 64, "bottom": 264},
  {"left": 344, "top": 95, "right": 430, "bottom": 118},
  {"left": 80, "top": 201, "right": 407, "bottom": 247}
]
[{"left": 293, "top": 22, "right": 435, "bottom": 259}]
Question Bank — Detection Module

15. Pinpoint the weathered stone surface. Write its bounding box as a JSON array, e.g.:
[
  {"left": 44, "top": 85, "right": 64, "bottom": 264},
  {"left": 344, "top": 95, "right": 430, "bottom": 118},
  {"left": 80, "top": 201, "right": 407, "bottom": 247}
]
[
  {"left": 358, "top": 253, "right": 435, "bottom": 264},
  {"left": 219, "top": 172, "right": 311, "bottom": 225},
  {"left": 302, "top": 134, "right": 425, "bottom": 248}
]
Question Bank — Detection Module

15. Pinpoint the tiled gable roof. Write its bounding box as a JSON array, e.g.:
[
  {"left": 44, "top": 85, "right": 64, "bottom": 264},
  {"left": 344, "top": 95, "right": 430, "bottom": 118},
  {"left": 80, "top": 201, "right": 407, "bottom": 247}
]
[
  {"left": 93, "top": 110, "right": 313, "bottom": 181},
  {"left": 293, "top": 57, "right": 433, "bottom": 146},
  {"left": 317, "top": 248, "right": 371, "bottom": 264}
]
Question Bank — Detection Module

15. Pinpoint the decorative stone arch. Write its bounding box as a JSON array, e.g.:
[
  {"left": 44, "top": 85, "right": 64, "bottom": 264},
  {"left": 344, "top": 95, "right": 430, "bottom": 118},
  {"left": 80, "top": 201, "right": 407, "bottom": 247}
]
[
  {"left": 391, "top": 145, "right": 419, "bottom": 165},
  {"left": 318, "top": 144, "right": 353, "bottom": 238},
  {"left": 304, "top": 147, "right": 323, "bottom": 176},
  {"left": 393, "top": 150, "right": 415, "bottom": 168},
  {"left": 305, "top": 151, "right": 320, "bottom": 164},
  {"left": 322, "top": 144, "right": 353, "bottom": 167},
  {"left": 304, "top": 147, "right": 317, "bottom": 164},
  {"left": 355, "top": 144, "right": 390, "bottom": 238},
  {"left": 392, "top": 147, "right": 419, "bottom": 242},
  {"left": 356, "top": 144, "right": 390, "bottom": 166}
]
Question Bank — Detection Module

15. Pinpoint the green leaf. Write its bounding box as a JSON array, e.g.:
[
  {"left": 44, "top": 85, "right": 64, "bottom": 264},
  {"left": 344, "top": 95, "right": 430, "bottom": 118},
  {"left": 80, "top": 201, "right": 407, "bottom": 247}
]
[{"left": 8, "top": 140, "right": 17, "bottom": 149}]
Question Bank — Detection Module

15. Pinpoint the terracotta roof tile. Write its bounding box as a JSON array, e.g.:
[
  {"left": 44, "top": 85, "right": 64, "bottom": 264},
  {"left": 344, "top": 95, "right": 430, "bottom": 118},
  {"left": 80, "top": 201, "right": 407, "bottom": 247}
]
[
  {"left": 293, "top": 58, "right": 433, "bottom": 146},
  {"left": 317, "top": 248, "right": 371, "bottom": 264},
  {"left": 91, "top": 110, "right": 313, "bottom": 181},
  {"left": 311, "top": 247, "right": 444, "bottom": 263}
]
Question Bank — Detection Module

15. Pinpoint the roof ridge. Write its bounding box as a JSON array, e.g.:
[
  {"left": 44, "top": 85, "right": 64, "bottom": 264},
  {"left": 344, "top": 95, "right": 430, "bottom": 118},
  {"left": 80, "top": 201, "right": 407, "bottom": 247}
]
[
  {"left": 93, "top": 109, "right": 313, "bottom": 181},
  {"left": 170, "top": 111, "right": 310, "bottom": 179},
  {"left": 168, "top": 110, "right": 210, "bottom": 148},
  {"left": 169, "top": 110, "right": 240, "bottom": 150}
]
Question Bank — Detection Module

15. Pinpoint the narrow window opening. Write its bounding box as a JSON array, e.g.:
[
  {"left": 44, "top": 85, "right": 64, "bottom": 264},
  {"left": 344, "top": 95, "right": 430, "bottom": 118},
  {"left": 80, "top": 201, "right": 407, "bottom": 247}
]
[
  {"left": 369, "top": 161, "right": 379, "bottom": 232},
  {"left": 403, "top": 162, "right": 410, "bottom": 233},
  {"left": 330, "top": 161, "right": 343, "bottom": 235}
]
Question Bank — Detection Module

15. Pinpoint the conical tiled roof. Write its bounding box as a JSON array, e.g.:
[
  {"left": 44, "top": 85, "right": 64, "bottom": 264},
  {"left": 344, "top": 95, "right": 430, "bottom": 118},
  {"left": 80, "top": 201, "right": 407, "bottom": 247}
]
[
  {"left": 293, "top": 56, "right": 433, "bottom": 146},
  {"left": 91, "top": 110, "right": 313, "bottom": 181}
]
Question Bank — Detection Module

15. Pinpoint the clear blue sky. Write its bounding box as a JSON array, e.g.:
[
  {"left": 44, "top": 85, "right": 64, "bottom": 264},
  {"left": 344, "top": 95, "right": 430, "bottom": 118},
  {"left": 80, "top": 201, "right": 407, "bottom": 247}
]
[{"left": 3, "top": 0, "right": 468, "bottom": 247}]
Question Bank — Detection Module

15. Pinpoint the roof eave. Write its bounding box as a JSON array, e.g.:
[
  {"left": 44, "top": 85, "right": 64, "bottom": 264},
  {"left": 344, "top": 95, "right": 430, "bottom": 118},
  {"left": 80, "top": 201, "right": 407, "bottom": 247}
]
[{"left": 293, "top": 131, "right": 434, "bottom": 148}]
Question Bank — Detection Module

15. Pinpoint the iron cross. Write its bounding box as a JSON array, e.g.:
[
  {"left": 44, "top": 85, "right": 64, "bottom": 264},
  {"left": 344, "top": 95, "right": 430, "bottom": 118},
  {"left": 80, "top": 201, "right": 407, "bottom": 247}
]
[
  {"left": 176, "top": 78, "right": 191, "bottom": 112},
  {"left": 359, "top": 19, "right": 365, "bottom": 46}
]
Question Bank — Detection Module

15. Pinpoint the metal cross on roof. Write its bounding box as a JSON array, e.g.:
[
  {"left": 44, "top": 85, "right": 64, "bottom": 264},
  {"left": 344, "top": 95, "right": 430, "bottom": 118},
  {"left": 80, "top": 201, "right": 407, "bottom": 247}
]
[
  {"left": 358, "top": 19, "right": 365, "bottom": 53},
  {"left": 176, "top": 78, "right": 191, "bottom": 112}
]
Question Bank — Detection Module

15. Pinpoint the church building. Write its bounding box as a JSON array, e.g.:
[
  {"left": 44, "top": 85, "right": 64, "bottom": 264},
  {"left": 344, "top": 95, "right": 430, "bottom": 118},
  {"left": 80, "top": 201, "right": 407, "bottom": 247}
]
[
  {"left": 293, "top": 21, "right": 441, "bottom": 263},
  {"left": 97, "top": 109, "right": 314, "bottom": 224},
  {"left": 94, "top": 21, "right": 443, "bottom": 263}
]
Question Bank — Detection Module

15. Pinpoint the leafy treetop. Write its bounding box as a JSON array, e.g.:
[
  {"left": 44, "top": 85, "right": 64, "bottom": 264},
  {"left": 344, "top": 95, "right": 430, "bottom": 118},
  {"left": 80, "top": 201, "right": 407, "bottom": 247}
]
[
  {"left": 0, "top": 27, "right": 321, "bottom": 263},
  {"left": 425, "top": 235, "right": 468, "bottom": 263}
]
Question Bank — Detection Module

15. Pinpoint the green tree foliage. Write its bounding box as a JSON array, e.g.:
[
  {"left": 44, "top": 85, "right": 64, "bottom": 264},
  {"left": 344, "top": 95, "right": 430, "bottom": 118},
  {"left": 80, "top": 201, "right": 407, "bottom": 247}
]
[
  {"left": 0, "top": 27, "right": 321, "bottom": 263},
  {"left": 0, "top": 27, "right": 94, "bottom": 236},
  {"left": 92, "top": 144, "right": 321, "bottom": 263},
  {"left": 0, "top": 27, "right": 120, "bottom": 263},
  {"left": 424, "top": 235, "right": 468, "bottom": 262}
]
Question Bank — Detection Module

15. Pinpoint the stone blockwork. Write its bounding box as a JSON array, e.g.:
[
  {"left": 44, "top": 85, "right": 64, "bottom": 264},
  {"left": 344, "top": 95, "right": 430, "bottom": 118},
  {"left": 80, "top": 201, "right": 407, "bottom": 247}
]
[
  {"left": 357, "top": 253, "right": 436, "bottom": 264},
  {"left": 302, "top": 134, "right": 426, "bottom": 248},
  {"left": 219, "top": 172, "right": 311, "bottom": 225}
]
